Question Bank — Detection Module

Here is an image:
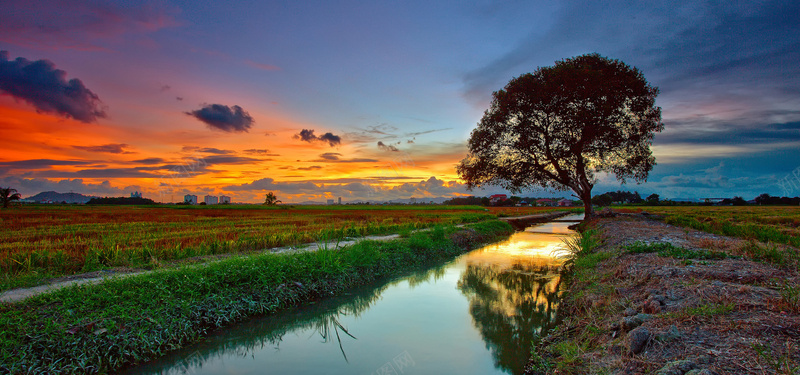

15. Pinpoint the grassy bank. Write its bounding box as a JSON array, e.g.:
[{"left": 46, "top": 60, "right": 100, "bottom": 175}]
[{"left": 0, "top": 220, "right": 513, "bottom": 374}]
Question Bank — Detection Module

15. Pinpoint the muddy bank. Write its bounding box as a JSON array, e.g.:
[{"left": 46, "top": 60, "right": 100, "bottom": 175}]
[{"left": 527, "top": 213, "right": 800, "bottom": 374}]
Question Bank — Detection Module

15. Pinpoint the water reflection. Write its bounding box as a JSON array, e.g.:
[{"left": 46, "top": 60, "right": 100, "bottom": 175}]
[
  {"left": 123, "top": 218, "right": 577, "bottom": 375},
  {"left": 458, "top": 253, "right": 563, "bottom": 373}
]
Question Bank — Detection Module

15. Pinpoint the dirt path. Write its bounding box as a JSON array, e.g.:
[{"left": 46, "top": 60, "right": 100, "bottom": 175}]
[
  {"left": 528, "top": 213, "right": 800, "bottom": 374},
  {"left": 0, "top": 233, "right": 402, "bottom": 303}
]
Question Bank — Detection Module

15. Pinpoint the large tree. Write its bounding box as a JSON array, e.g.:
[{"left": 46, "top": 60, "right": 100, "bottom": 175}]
[
  {"left": 458, "top": 54, "right": 662, "bottom": 218},
  {"left": 0, "top": 187, "right": 21, "bottom": 208}
]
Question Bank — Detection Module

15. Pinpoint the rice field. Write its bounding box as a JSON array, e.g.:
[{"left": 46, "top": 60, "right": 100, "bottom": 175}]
[
  {"left": 0, "top": 204, "right": 520, "bottom": 289},
  {"left": 625, "top": 205, "right": 800, "bottom": 248}
]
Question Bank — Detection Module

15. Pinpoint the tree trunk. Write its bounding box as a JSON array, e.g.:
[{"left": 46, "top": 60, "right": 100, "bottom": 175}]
[{"left": 580, "top": 190, "right": 593, "bottom": 219}]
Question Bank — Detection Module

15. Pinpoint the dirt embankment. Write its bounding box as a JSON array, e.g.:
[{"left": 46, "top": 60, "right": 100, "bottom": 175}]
[{"left": 528, "top": 213, "right": 800, "bottom": 374}]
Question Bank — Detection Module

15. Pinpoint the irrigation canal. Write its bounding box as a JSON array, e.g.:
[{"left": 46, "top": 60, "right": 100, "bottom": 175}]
[{"left": 122, "top": 214, "right": 583, "bottom": 375}]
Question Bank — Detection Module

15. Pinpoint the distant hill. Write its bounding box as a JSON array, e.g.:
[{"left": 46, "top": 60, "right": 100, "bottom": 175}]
[{"left": 24, "top": 191, "right": 98, "bottom": 204}]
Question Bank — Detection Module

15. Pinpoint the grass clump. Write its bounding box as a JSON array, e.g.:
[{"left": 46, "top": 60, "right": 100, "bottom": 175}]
[
  {"left": 0, "top": 220, "right": 514, "bottom": 374},
  {"left": 739, "top": 240, "right": 799, "bottom": 269},
  {"left": 624, "top": 241, "right": 728, "bottom": 260}
]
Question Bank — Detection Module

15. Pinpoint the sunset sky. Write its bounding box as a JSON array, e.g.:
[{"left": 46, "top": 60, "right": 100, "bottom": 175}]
[{"left": 1, "top": 0, "right": 798, "bottom": 203}]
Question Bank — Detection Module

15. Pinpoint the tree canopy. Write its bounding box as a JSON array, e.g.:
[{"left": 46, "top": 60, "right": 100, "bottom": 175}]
[
  {"left": 457, "top": 53, "right": 662, "bottom": 217},
  {"left": 1, "top": 187, "right": 21, "bottom": 208},
  {"left": 264, "top": 192, "right": 281, "bottom": 206}
]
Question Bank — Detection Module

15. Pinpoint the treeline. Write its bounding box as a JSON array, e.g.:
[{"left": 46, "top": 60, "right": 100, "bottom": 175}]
[
  {"left": 444, "top": 191, "right": 800, "bottom": 207},
  {"left": 86, "top": 197, "right": 157, "bottom": 205},
  {"left": 753, "top": 194, "right": 800, "bottom": 205},
  {"left": 442, "top": 196, "right": 490, "bottom": 206}
]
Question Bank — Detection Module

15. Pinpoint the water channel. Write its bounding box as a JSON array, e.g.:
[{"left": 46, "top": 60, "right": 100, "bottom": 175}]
[{"left": 123, "top": 214, "right": 582, "bottom": 375}]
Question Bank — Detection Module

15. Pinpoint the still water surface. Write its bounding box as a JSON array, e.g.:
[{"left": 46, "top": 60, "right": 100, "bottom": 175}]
[{"left": 124, "top": 214, "right": 581, "bottom": 375}]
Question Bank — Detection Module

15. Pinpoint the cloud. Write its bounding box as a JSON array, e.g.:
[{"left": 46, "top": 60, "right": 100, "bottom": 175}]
[
  {"left": 242, "top": 149, "right": 279, "bottom": 156},
  {"left": 223, "top": 176, "right": 469, "bottom": 202},
  {"left": 655, "top": 119, "right": 800, "bottom": 146},
  {"left": 377, "top": 141, "right": 399, "bottom": 152},
  {"left": 313, "top": 153, "right": 378, "bottom": 163},
  {"left": 0, "top": 0, "right": 179, "bottom": 51},
  {"left": 0, "top": 176, "right": 141, "bottom": 198},
  {"left": 73, "top": 143, "right": 131, "bottom": 154},
  {"left": 0, "top": 51, "right": 106, "bottom": 122},
  {"left": 202, "top": 155, "right": 264, "bottom": 165},
  {"left": 34, "top": 168, "right": 162, "bottom": 178},
  {"left": 319, "top": 132, "right": 342, "bottom": 147},
  {"left": 186, "top": 104, "right": 254, "bottom": 132},
  {"left": 319, "top": 153, "right": 341, "bottom": 161},
  {"left": 0, "top": 159, "right": 95, "bottom": 170},
  {"left": 296, "top": 165, "right": 322, "bottom": 171},
  {"left": 461, "top": 1, "right": 800, "bottom": 121},
  {"left": 189, "top": 147, "right": 236, "bottom": 155},
  {"left": 132, "top": 158, "right": 165, "bottom": 164},
  {"left": 293, "top": 129, "right": 342, "bottom": 147}
]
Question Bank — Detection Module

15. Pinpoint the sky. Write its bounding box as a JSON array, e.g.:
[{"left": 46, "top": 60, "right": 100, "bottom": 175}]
[{"left": 1, "top": 0, "right": 799, "bottom": 203}]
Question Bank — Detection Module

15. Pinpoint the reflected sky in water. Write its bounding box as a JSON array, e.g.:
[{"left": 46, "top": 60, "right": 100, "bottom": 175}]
[{"left": 122, "top": 215, "right": 580, "bottom": 375}]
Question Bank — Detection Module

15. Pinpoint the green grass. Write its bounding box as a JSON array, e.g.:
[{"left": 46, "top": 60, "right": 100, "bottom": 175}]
[
  {"left": 0, "top": 220, "right": 513, "bottom": 374},
  {"left": 638, "top": 206, "right": 800, "bottom": 249},
  {"left": 624, "top": 241, "right": 729, "bottom": 260},
  {"left": 738, "top": 241, "right": 799, "bottom": 268}
]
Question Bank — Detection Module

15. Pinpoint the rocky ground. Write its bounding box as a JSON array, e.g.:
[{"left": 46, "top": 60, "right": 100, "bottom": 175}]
[{"left": 528, "top": 213, "right": 800, "bottom": 374}]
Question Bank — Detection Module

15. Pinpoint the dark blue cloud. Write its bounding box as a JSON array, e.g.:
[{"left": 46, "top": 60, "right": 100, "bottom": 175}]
[
  {"left": 314, "top": 153, "right": 377, "bottom": 163},
  {"left": 0, "top": 159, "right": 95, "bottom": 170},
  {"left": 0, "top": 51, "right": 106, "bottom": 122},
  {"left": 293, "top": 129, "right": 341, "bottom": 147},
  {"left": 72, "top": 143, "right": 131, "bottom": 154},
  {"left": 186, "top": 104, "right": 254, "bottom": 132},
  {"left": 132, "top": 158, "right": 166, "bottom": 165},
  {"left": 656, "top": 120, "right": 800, "bottom": 145}
]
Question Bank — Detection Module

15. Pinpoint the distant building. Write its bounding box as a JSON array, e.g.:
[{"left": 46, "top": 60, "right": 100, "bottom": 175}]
[
  {"left": 130, "top": 191, "right": 142, "bottom": 198},
  {"left": 557, "top": 199, "right": 573, "bottom": 207},
  {"left": 327, "top": 199, "right": 335, "bottom": 205},
  {"left": 490, "top": 194, "right": 507, "bottom": 205},
  {"left": 204, "top": 195, "right": 218, "bottom": 205},
  {"left": 219, "top": 195, "right": 231, "bottom": 204},
  {"left": 338, "top": 197, "right": 342, "bottom": 205},
  {"left": 184, "top": 194, "right": 198, "bottom": 205},
  {"left": 536, "top": 198, "right": 555, "bottom": 207}
]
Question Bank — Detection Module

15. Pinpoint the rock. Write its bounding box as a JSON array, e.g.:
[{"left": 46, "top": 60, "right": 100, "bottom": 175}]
[
  {"left": 656, "top": 325, "right": 681, "bottom": 342},
  {"left": 624, "top": 307, "right": 638, "bottom": 316},
  {"left": 627, "top": 326, "right": 651, "bottom": 354},
  {"left": 621, "top": 313, "right": 653, "bottom": 330},
  {"left": 643, "top": 298, "right": 662, "bottom": 313},
  {"left": 655, "top": 360, "right": 698, "bottom": 375},
  {"left": 650, "top": 294, "right": 667, "bottom": 305},
  {"left": 686, "top": 370, "right": 716, "bottom": 375}
]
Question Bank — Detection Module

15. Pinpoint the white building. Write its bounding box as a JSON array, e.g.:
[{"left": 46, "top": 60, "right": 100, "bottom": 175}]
[
  {"left": 204, "top": 195, "right": 219, "bottom": 205},
  {"left": 219, "top": 195, "right": 231, "bottom": 204},
  {"left": 327, "top": 199, "right": 335, "bottom": 205},
  {"left": 184, "top": 194, "right": 198, "bottom": 205}
]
